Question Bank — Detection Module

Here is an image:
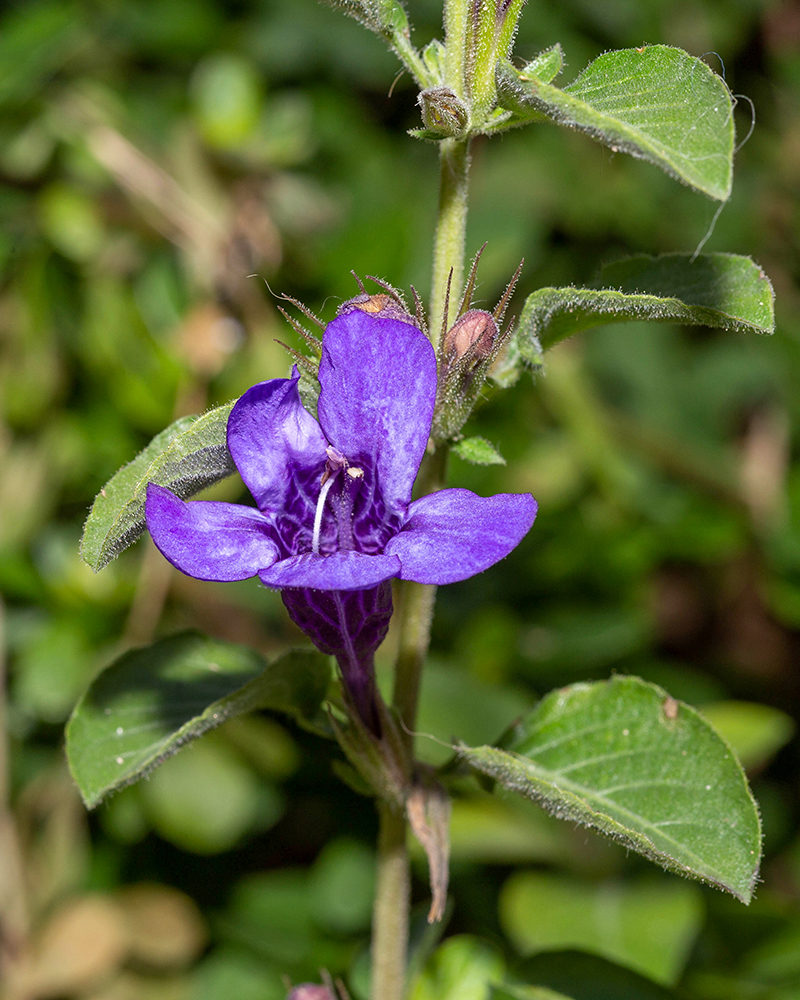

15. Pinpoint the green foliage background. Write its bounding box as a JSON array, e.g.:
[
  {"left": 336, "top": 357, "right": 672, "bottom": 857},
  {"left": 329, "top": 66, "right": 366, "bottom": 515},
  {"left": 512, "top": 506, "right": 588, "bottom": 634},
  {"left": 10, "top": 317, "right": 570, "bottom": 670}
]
[{"left": 2, "top": 0, "right": 800, "bottom": 997}]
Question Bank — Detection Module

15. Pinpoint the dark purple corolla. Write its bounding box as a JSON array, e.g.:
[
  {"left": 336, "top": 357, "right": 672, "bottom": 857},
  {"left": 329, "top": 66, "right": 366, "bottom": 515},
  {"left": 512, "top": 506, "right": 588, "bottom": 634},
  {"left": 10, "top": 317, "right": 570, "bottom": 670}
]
[{"left": 146, "top": 309, "right": 536, "bottom": 728}]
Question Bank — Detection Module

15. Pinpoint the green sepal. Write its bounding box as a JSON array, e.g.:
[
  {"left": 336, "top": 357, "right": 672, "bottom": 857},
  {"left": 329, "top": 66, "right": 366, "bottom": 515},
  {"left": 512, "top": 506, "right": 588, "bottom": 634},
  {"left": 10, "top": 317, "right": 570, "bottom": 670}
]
[
  {"left": 331, "top": 758, "right": 376, "bottom": 797},
  {"left": 452, "top": 436, "right": 506, "bottom": 466},
  {"left": 409, "top": 127, "right": 453, "bottom": 142},
  {"left": 80, "top": 401, "right": 236, "bottom": 572},
  {"left": 421, "top": 38, "right": 447, "bottom": 82},
  {"left": 520, "top": 43, "right": 564, "bottom": 85}
]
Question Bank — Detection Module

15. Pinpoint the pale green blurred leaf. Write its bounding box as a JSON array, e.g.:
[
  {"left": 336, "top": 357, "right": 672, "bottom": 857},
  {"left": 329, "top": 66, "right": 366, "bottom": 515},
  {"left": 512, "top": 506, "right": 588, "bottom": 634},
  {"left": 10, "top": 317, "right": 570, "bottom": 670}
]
[
  {"left": 38, "top": 183, "right": 105, "bottom": 261},
  {"left": 700, "top": 701, "right": 795, "bottom": 773},
  {"left": 221, "top": 715, "right": 300, "bottom": 781},
  {"left": 191, "top": 53, "right": 263, "bottom": 149},
  {"left": 13, "top": 616, "right": 95, "bottom": 722},
  {"left": 500, "top": 872, "right": 703, "bottom": 985},
  {"left": 414, "top": 796, "right": 566, "bottom": 866},
  {"left": 416, "top": 661, "right": 533, "bottom": 767},
  {"left": 460, "top": 676, "right": 762, "bottom": 901},
  {"left": 191, "top": 948, "right": 287, "bottom": 1000},
  {"left": 140, "top": 733, "right": 281, "bottom": 854},
  {"left": 410, "top": 935, "right": 505, "bottom": 1000},
  {"left": 309, "top": 837, "right": 375, "bottom": 934},
  {"left": 491, "top": 987, "right": 573, "bottom": 1000},
  {"left": 222, "top": 870, "right": 316, "bottom": 967},
  {"left": 513, "top": 952, "right": 681, "bottom": 1000}
]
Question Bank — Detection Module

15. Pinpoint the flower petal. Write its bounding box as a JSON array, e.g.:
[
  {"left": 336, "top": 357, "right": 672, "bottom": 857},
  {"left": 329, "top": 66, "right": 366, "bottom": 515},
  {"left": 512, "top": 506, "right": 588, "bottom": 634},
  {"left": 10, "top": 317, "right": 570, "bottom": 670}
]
[
  {"left": 317, "top": 311, "right": 437, "bottom": 512},
  {"left": 385, "top": 488, "right": 537, "bottom": 585},
  {"left": 227, "top": 369, "right": 327, "bottom": 512},
  {"left": 146, "top": 483, "right": 279, "bottom": 582},
  {"left": 259, "top": 551, "right": 401, "bottom": 591}
]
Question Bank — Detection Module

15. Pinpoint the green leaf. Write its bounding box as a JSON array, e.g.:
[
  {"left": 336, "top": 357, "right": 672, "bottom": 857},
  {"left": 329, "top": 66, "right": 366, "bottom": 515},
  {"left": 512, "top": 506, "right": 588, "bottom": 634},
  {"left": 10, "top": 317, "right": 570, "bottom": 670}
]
[
  {"left": 431, "top": 796, "right": 567, "bottom": 865},
  {"left": 66, "top": 631, "right": 331, "bottom": 808},
  {"left": 410, "top": 935, "right": 505, "bottom": 1000},
  {"left": 452, "top": 436, "right": 507, "bottom": 466},
  {"left": 496, "top": 45, "right": 734, "bottom": 200},
  {"left": 515, "top": 253, "right": 774, "bottom": 362},
  {"left": 80, "top": 401, "right": 236, "bottom": 572},
  {"left": 459, "top": 676, "right": 762, "bottom": 902},
  {"left": 491, "top": 987, "right": 573, "bottom": 1000},
  {"left": 137, "top": 732, "right": 283, "bottom": 854},
  {"left": 499, "top": 873, "right": 703, "bottom": 985},
  {"left": 513, "top": 952, "right": 682, "bottom": 1000}
]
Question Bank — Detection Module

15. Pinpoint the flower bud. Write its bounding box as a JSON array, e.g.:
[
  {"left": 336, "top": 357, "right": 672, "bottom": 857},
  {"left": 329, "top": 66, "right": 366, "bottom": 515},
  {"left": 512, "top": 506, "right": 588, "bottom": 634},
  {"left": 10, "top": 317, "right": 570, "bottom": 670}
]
[
  {"left": 417, "top": 87, "right": 469, "bottom": 137},
  {"left": 287, "top": 986, "right": 335, "bottom": 1000},
  {"left": 443, "top": 309, "right": 498, "bottom": 363},
  {"left": 434, "top": 308, "right": 510, "bottom": 444},
  {"left": 337, "top": 292, "right": 416, "bottom": 325}
]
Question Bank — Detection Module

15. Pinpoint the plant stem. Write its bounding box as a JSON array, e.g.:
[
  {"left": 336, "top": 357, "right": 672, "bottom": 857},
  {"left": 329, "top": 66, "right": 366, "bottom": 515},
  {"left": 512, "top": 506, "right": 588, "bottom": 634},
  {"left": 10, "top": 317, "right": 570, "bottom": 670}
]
[
  {"left": 370, "top": 103, "right": 471, "bottom": 1000},
  {"left": 369, "top": 445, "right": 449, "bottom": 1000},
  {"left": 390, "top": 33, "right": 433, "bottom": 90},
  {"left": 371, "top": 800, "right": 410, "bottom": 1000},
  {"left": 430, "top": 137, "right": 472, "bottom": 338},
  {"left": 392, "top": 445, "right": 450, "bottom": 747}
]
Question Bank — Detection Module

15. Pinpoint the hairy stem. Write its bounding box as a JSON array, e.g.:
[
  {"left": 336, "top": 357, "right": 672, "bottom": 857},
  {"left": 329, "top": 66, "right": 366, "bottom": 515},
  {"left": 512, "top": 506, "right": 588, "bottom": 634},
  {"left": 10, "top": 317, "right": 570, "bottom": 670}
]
[
  {"left": 369, "top": 445, "right": 449, "bottom": 999},
  {"left": 389, "top": 31, "right": 433, "bottom": 90},
  {"left": 371, "top": 82, "right": 470, "bottom": 1000},
  {"left": 393, "top": 444, "right": 449, "bottom": 744},
  {"left": 430, "top": 137, "right": 472, "bottom": 338},
  {"left": 371, "top": 801, "right": 410, "bottom": 1000}
]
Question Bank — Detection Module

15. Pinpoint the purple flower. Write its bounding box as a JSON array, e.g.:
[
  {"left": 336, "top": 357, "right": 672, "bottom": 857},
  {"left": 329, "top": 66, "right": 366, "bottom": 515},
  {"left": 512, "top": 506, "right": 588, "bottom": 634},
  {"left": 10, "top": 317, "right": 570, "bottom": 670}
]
[{"left": 146, "top": 310, "right": 536, "bottom": 726}]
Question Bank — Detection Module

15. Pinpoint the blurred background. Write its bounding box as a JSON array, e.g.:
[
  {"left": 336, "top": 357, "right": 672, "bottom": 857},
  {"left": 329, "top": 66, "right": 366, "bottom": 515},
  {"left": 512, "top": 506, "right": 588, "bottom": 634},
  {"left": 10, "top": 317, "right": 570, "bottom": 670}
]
[{"left": 1, "top": 0, "right": 800, "bottom": 997}]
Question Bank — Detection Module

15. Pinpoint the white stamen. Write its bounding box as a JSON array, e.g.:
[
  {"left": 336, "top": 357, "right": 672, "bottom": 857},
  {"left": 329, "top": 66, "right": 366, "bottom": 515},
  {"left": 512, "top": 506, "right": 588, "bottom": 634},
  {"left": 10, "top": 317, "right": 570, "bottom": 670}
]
[
  {"left": 347, "top": 466, "right": 364, "bottom": 479},
  {"left": 312, "top": 473, "right": 338, "bottom": 555}
]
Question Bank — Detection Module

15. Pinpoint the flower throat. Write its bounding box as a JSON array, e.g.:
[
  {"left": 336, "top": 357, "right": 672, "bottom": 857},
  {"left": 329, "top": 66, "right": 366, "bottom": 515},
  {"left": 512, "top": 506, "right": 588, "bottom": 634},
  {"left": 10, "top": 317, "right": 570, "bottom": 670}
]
[{"left": 312, "top": 445, "right": 364, "bottom": 555}]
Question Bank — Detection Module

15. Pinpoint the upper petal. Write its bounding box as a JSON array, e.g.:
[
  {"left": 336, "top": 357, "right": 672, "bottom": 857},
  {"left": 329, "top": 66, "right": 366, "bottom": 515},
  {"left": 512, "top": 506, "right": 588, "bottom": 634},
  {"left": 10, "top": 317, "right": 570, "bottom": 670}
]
[
  {"left": 146, "top": 483, "right": 280, "bottom": 582},
  {"left": 227, "top": 369, "right": 327, "bottom": 513},
  {"left": 259, "top": 550, "right": 401, "bottom": 591},
  {"left": 384, "top": 488, "right": 537, "bottom": 585},
  {"left": 317, "top": 311, "right": 437, "bottom": 513}
]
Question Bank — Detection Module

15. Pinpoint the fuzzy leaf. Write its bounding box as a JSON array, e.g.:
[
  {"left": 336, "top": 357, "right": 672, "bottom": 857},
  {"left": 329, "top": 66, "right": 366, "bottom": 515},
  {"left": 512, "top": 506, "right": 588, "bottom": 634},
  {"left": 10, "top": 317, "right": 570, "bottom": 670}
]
[
  {"left": 515, "top": 253, "right": 774, "bottom": 362},
  {"left": 460, "top": 676, "right": 762, "bottom": 902},
  {"left": 66, "top": 631, "right": 330, "bottom": 808},
  {"left": 80, "top": 402, "right": 236, "bottom": 571},
  {"left": 497, "top": 45, "right": 734, "bottom": 200},
  {"left": 452, "top": 436, "right": 506, "bottom": 466}
]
